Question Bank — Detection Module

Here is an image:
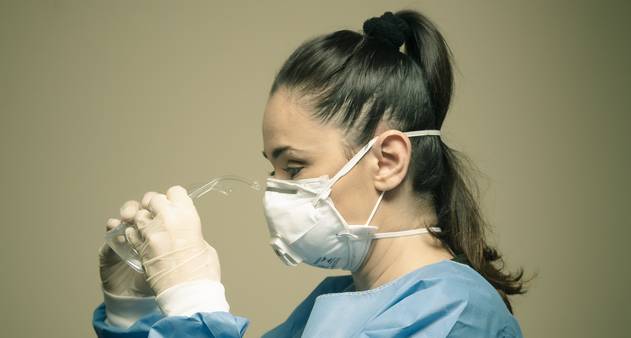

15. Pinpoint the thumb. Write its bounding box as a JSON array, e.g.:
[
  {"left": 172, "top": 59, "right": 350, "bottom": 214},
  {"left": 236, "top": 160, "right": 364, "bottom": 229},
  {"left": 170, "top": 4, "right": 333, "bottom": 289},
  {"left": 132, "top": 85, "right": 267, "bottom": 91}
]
[{"left": 125, "top": 226, "right": 144, "bottom": 254}]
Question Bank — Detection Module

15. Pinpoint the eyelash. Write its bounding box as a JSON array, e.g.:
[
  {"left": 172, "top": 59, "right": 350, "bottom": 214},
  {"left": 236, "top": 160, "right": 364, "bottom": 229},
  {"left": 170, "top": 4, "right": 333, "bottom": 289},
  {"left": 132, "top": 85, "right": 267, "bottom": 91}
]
[{"left": 269, "top": 167, "right": 303, "bottom": 178}]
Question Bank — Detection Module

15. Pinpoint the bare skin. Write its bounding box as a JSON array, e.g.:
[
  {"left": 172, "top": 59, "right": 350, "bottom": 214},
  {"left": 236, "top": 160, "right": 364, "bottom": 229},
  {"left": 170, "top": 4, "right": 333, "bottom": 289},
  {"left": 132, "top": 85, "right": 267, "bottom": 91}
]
[{"left": 262, "top": 87, "right": 453, "bottom": 291}]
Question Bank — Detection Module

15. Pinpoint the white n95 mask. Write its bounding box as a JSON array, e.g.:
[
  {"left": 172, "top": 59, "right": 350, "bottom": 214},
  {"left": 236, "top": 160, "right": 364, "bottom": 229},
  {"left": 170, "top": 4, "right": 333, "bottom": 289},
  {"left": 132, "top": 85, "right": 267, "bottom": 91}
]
[{"left": 263, "top": 130, "right": 443, "bottom": 271}]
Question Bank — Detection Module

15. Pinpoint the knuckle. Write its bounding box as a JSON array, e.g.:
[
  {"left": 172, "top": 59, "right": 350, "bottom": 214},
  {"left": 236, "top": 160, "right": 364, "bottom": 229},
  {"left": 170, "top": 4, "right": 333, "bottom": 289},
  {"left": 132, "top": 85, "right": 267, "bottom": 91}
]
[
  {"left": 142, "top": 191, "right": 156, "bottom": 206},
  {"left": 133, "top": 210, "right": 148, "bottom": 223},
  {"left": 120, "top": 201, "right": 139, "bottom": 218},
  {"left": 120, "top": 200, "right": 137, "bottom": 210},
  {"left": 148, "top": 196, "right": 164, "bottom": 212},
  {"left": 149, "top": 193, "right": 159, "bottom": 203},
  {"left": 107, "top": 218, "right": 120, "bottom": 226},
  {"left": 150, "top": 193, "right": 165, "bottom": 204},
  {"left": 167, "top": 185, "right": 186, "bottom": 195},
  {"left": 123, "top": 200, "right": 137, "bottom": 207}
]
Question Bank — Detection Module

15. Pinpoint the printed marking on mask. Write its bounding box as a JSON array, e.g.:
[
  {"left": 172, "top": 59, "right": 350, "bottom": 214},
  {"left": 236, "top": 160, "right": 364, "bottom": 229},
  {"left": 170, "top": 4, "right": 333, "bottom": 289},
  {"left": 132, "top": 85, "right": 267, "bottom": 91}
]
[{"left": 313, "top": 257, "right": 341, "bottom": 267}]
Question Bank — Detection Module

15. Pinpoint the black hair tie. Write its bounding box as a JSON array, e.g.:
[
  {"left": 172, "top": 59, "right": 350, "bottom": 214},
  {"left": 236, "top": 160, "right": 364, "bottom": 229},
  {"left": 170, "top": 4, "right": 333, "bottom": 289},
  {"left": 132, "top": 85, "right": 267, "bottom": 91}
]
[{"left": 362, "top": 11, "right": 411, "bottom": 50}]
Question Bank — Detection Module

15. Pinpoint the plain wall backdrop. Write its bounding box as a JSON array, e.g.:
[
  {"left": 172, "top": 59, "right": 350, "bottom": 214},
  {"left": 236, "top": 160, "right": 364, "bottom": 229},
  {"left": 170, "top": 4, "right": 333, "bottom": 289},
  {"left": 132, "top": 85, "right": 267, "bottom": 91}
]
[{"left": 1, "top": 1, "right": 629, "bottom": 337}]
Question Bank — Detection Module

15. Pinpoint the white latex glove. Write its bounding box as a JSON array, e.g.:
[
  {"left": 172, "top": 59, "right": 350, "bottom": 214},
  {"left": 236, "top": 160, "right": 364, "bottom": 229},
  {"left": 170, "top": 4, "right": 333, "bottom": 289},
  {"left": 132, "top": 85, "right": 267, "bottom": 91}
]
[
  {"left": 99, "top": 205, "right": 153, "bottom": 297},
  {"left": 126, "top": 185, "right": 221, "bottom": 296}
]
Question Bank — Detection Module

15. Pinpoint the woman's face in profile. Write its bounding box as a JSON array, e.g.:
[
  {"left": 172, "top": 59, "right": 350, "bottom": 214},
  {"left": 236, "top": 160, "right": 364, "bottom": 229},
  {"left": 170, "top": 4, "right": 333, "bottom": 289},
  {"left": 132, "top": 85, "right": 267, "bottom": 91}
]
[{"left": 261, "top": 87, "right": 380, "bottom": 225}]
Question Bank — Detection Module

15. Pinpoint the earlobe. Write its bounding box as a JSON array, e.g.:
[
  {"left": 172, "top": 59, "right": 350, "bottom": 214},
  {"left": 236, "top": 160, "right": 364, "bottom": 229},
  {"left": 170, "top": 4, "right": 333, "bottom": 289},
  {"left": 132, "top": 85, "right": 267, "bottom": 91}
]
[{"left": 372, "top": 131, "right": 412, "bottom": 192}]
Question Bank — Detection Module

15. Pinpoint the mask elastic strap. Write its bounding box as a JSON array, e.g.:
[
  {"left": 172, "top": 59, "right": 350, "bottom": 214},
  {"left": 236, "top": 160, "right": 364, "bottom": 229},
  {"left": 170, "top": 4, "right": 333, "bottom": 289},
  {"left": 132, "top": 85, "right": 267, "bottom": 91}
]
[
  {"left": 373, "top": 226, "right": 442, "bottom": 239},
  {"left": 315, "top": 138, "right": 377, "bottom": 202},
  {"left": 329, "top": 130, "right": 440, "bottom": 189},
  {"left": 317, "top": 129, "right": 441, "bottom": 201},
  {"left": 329, "top": 138, "right": 378, "bottom": 188},
  {"left": 403, "top": 130, "right": 441, "bottom": 138},
  {"left": 365, "top": 190, "right": 385, "bottom": 225}
]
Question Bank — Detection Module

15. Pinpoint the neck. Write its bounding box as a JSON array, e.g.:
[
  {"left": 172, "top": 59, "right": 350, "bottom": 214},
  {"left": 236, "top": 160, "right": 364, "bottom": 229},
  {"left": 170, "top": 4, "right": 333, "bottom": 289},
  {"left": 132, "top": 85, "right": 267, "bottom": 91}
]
[{"left": 351, "top": 207, "right": 453, "bottom": 291}]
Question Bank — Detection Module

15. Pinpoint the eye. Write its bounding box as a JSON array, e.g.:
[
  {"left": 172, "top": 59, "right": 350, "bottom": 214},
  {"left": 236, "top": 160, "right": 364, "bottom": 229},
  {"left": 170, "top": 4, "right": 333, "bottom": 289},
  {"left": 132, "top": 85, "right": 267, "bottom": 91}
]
[
  {"left": 284, "top": 166, "right": 303, "bottom": 179},
  {"left": 268, "top": 170, "right": 276, "bottom": 176}
]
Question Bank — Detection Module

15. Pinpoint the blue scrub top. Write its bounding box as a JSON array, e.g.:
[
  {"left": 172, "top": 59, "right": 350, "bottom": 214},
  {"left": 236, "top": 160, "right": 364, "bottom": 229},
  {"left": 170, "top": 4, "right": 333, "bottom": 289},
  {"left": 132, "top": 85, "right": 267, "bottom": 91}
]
[{"left": 93, "top": 259, "right": 523, "bottom": 338}]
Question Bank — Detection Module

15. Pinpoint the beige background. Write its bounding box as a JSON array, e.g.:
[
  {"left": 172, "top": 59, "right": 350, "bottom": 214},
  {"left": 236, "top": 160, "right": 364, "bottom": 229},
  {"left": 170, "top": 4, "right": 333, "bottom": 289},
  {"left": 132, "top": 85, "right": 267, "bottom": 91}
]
[{"left": 1, "top": 1, "right": 629, "bottom": 337}]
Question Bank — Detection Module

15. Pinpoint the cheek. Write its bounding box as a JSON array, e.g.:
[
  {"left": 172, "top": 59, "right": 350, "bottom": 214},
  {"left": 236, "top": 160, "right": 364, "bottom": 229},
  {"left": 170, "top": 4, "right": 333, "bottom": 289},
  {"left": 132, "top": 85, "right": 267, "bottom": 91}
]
[{"left": 329, "top": 161, "right": 378, "bottom": 224}]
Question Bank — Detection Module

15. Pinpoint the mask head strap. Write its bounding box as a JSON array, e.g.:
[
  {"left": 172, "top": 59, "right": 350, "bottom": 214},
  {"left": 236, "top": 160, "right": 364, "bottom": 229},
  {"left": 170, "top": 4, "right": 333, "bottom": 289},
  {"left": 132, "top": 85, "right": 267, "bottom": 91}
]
[
  {"left": 316, "top": 129, "right": 441, "bottom": 201},
  {"left": 372, "top": 226, "right": 442, "bottom": 239}
]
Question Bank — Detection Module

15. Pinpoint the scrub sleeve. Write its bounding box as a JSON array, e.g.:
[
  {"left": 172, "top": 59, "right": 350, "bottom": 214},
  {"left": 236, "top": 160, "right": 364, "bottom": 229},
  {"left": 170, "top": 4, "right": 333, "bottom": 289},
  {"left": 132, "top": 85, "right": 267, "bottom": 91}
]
[{"left": 93, "top": 280, "right": 248, "bottom": 338}]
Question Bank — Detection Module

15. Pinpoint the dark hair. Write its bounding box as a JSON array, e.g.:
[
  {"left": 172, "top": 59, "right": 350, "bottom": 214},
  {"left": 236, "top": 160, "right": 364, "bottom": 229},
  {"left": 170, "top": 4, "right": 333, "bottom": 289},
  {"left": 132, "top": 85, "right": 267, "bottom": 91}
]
[{"left": 269, "top": 9, "right": 527, "bottom": 312}]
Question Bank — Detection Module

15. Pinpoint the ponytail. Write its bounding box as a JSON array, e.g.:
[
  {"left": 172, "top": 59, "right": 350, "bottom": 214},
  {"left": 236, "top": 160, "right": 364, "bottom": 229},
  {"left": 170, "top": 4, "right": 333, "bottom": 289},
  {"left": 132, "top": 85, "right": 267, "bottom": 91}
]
[
  {"left": 397, "top": 9, "right": 528, "bottom": 312},
  {"left": 398, "top": 10, "right": 453, "bottom": 128}
]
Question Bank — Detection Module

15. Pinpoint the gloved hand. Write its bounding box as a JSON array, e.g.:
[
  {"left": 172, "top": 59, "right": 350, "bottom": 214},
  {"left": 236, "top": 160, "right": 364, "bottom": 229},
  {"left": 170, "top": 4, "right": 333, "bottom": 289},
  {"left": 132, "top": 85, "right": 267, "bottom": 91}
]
[
  {"left": 125, "top": 185, "right": 221, "bottom": 296},
  {"left": 99, "top": 201, "right": 153, "bottom": 297}
]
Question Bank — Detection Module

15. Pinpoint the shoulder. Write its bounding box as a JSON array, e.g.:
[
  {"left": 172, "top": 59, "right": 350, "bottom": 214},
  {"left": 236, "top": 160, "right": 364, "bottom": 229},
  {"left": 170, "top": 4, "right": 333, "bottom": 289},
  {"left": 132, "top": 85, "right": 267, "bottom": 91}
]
[
  {"left": 394, "top": 260, "right": 500, "bottom": 301},
  {"left": 381, "top": 260, "right": 523, "bottom": 337},
  {"left": 429, "top": 260, "right": 506, "bottom": 306}
]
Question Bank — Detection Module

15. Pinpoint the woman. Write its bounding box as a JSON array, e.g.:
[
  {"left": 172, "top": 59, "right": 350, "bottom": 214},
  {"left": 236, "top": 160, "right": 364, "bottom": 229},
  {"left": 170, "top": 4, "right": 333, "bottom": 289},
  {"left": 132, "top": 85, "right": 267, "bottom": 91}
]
[{"left": 94, "top": 10, "right": 526, "bottom": 338}]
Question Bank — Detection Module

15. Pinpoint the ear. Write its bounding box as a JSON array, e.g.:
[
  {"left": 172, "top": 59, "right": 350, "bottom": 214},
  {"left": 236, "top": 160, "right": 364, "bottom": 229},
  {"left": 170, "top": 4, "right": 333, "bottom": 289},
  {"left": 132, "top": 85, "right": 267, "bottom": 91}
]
[{"left": 370, "top": 130, "right": 412, "bottom": 192}]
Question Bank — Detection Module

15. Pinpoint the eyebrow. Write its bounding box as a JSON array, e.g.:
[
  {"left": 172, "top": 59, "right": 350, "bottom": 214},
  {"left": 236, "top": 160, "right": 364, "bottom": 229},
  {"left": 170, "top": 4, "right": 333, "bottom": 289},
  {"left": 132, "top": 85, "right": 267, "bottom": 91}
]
[{"left": 262, "top": 146, "right": 292, "bottom": 160}]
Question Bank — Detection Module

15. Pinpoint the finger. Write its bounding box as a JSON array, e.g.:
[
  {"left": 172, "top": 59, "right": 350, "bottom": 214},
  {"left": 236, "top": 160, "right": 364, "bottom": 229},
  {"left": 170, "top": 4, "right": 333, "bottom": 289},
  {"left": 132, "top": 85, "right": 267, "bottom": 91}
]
[
  {"left": 125, "top": 227, "right": 143, "bottom": 252},
  {"left": 120, "top": 200, "right": 140, "bottom": 221},
  {"left": 141, "top": 191, "right": 158, "bottom": 210},
  {"left": 106, "top": 218, "right": 121, "bottom": 231},
  {"left": 166, "top": 185, "right": 193, "bottom": 206},
  {"left": 106, "top": 218, "right": 126, "bottom": 244},
  {"left": 148, "top": 194, "right": 170, "bottom": 215},
  {"left": 134, "top": 209, "right": 153, "bottom": 230}
]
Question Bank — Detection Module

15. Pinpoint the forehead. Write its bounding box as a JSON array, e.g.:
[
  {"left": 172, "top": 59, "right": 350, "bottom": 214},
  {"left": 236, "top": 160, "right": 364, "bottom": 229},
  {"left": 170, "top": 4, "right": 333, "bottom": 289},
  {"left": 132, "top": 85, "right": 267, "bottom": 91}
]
[{"left": 262, "top": 88, "right": 344, "bottom": 157}]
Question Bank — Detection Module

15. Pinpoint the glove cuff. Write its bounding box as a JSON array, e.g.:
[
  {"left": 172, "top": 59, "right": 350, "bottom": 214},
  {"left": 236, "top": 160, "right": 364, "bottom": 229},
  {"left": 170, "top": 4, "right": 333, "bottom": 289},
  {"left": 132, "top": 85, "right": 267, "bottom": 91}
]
[
  {"left": 102, "top": 288, "right": 160, "bottom": 328},
  {"left": 156, "top": 279, "right": 230, "bottom": 316}
]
